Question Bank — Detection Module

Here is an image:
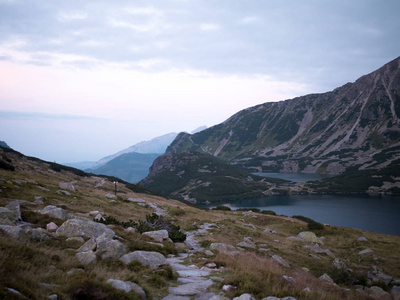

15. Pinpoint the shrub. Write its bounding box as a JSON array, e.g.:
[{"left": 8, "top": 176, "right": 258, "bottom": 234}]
[
  {"left": 168, "top": 225, "right": 186, "bottom": 243},
  {"left": 261, "top": 210, "right": 276, "bottom": 215},
  {"left": 293, "top": 215, "right": 324, "bottom": 230},
  {"left": 0, "top": 159, "right": 14, "bottom": 171},
  {"left": 212, "top": 206, "right": 231, "bottom": 211}
]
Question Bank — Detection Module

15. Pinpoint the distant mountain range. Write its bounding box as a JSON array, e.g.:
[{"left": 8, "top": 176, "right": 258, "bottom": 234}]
[{"left": 140, "top": 56, "right": 400, "bottom": 201}]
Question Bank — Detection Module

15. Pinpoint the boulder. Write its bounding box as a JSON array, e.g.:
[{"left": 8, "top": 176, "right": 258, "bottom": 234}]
[
  {"left": 309, "top": 244, "right": 335, "bottom": 257},
  {"left": 5, "top": 201, "right": 22, "bottom": 221},
  {"left": 46, "top": 222, "right": 58, "bottom": 232},
  {"left": 210, "top": 243, "right": 237, "bottom": 253},
  {"left": 59, "top": 182, "right": 75, "bottom": 192},
  {"left": 369, "top": 286, "right": 391, "bottom": 299},
  {"left": 233, "top": 294, "right": 256, "bottom": 300},
  {"left": 272, "top": 255, "right": 290, "bottom": 268},
  {"left": 391, "top": 286, "right": 400, "bottom": 299},
  {"left": 96, "top": 239, "right": 127, "bottom": 260},
  {"left": 368, "top": 266, "right": 393, "bottom": 285},
  {"left": 332, "top": 258, "right": 347, "bottom": 270},
  {"left": 236, "top": 237, "right": 256, "bottom": 249},
  {"left": 319, "top": 273, "right": 336, "bottom": 286},
  {"left": 0, "top": 207, "right": 17, "bottom": 225},
  {"left": 142, "top": 229, "right": 171, "bottom": 243},
  {"left": 107, "top": 279, "right": 146, "bottom": 299},
  {"left": 120, "top": 251, "right": 166, "bottom": 270},
  {"left": 76, "top": 250, "right": 97, "bottom": 265},
  {"left": 39, "top": 205, "right": 67, "bottom": 220},
  {"left": 0, "top": 225, "right": 29, "bottom": 242},
  {"left": 357, "top": 236, "right": 368, "bottom": 242},
  {"left": 28, "top": 228, "right": 51, "bottom": 242},
  {"left": 358, "top": 248, "right": 374, "bottom": 256},
  {"left": 106, "top": 193, "right": 117, "bottom": 199},
  {"left": 298, "top": 231, "right": 324, "bottom": 244},
  {"left": 56, "top": 219, "right": 115, "bottom": 239},
  {"left": 77, "top": 238, "right": 97, "bottom": 252}
]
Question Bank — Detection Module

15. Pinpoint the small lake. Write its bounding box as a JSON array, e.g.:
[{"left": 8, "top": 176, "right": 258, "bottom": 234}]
[{"left": 201, "top": 195, "right": 400, "bottom": 236}]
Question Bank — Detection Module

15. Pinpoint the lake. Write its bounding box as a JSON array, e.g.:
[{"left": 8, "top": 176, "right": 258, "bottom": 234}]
[{"left": 201, "top": 173, "right": 400, "bottom": 236}]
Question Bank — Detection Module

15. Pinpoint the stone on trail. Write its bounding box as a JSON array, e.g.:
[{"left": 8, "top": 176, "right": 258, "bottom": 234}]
[
  {"left": 233, "top": 294, "right": 256, "bottom": 300},
  {"left": 107, "top": 279, "right": 146, "bottom": 299},
  {"left": 168, "top": 279, "right": 214, "bottom": 296},
  {"left": 119, "top": 251, "right": 166, "bottom": 269}
]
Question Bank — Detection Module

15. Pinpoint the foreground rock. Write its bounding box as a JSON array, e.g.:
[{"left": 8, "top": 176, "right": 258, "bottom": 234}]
[
  {"left": 120, "top": 251, "right": 166, "bottom": 269},
  {"left": 39, "top": 205, "right": 68, "bottom": 220},
  {"left": 56, "top": 219, "right": 115, "bottom": 238},
  {"left": 107, "top": 279, "right": 146, "bottom": 299}
]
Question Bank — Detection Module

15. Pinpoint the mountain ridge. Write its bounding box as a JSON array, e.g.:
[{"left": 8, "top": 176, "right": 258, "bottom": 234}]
[{"left": 166, "top": 56, "right": 400, "bottom": 175}]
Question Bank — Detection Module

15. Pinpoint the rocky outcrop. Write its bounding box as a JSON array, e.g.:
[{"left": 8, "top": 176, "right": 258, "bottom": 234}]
[{"left": 56, "top": 219, "right": 115, "bottom": 238}]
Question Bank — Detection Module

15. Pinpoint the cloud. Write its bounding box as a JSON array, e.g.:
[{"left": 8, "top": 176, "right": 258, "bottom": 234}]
[
  {"left": 199, "top": 23, "right": 220, "bottom": 31},
  {"left": 57, "top": 12, "right": 88, "bottom": 22},
  {"left": 240, "top": 16, "right": 260, "bottom": 24}
]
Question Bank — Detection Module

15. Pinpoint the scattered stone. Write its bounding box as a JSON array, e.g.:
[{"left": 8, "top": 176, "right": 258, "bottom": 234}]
[
  {"left": 298, "top": 231, "right": 324, "bottom": 244},
  {"left": 272, "top": 255, "right": 290, "bottom": 268},
  {"left": 357, "top": 236, "right": 368, "bottom": 242},
  {"left": 319, "top": 273, "right": 336, "bottom": 286},
  {"left": 48, "top": 294, "right": 58, "bottom": 300},
  {"left": 94, "top": 178, "right": 106, "bottom": 188},
  {"left": 120, "top": 251, "right": 166, "bottom": 269},
  {"left": 76, "top": 250, "right": 97, "bottom": 265},
  {"left": 368, "top": 266, "right": 393, "bottom": 285},
  {"left": 303, "top": 287, "right": 311, "bottom": 293},
  {"left": 94, "top": 214, "right": 105, "bottom": 222},
  {"left": 28, "top": 228, "right": 51, "bottom": 242},
  {"left": 209, "top": 243, "right": 237, "bottom": 253},
  {"left": 67, "top": 268, "right": 85, "bottom": 275},
  {"left": 34, "top": 196, "right": 45, "bottom": 204},
  {"left": 38, "top": 186, "right": 50, "bottom": 192},
  {"left": 283, "top": 275, "right": 295, "bottom": 285},
  {"left": 107, "top": 279, "right": 146, "bottom": 299},
  {"left": 0, "top": 225, "right": 29, "bottom": 242},
  {"left": 5, "top": 201, "right": 22, "bottom": 221},
  {"left": 358, "top": 248, "right": 374, "bottom": 256},
  {"left": 142, "top": 229, "right": 172, "bottom": 243},
  {"left": 0, "top": 207, "right": 17, "bottom": 225},
  {"left": 308, "top": 244, "right": 335, "bottom": 257},
  {"left": 244, "top": 223, "right": 257, "bottom": 230},
  {"left": 66, "top": 236, "right": 85, "bottom": 244},
  {"left": 39, "top": 205, "right": 67, "bottom": 220},
  {"left": 127, "top": 198, "right": 146, "bottom": 203},
  {"left": 163, "top": 296, "right": 190, "bottom": 300},
  {"left": 46, "top": 222, "right": 58, "bottom": 232},
  {"left": 59, "top": 182, "right": 75, "bottom": 192},
  {"left": 168, "top": 279, "right": 214, "bottom": 296},
  {"left": 233, "top": 293, "right": 256, "bottom": 300},
  {"left": 77, "top": 238, "right": 97, "bottom": 252},
  {"left": 5, "top": 287, "right": 27, "bottom": 299},
  {"left": 308, "top": 253, "right": 321, "bottom": 260},
  {"left": 56, "top": 218, "right": 115, "bottom": 238},
  {"left": 205, "top": 262, "right": 217, "bottom": 269},
  {"left": 262, "top": 297, "right": 280, "bottom": 300},
  {"left": 106, "top": 193, "right": 117, "bottom": 199},
  {"left": 391, "top": 286, "right": 400, "bottom": 299},
  {"left": 110, "top": 200, "right": 117, "bottom": 203},
  {"left": 369, "top": 286, "right": 390, "bottom": 299},
  {"left": 96, "top": 239, "right": 127, "bottom": 260},
  {"left": 89, "top": 210, "right": 101, "bottom": 216},
  {"left": 56, "top": 190, "right": 71, "bottom": 196},
  {"left": 332, "top": 258, "right": 347, "bottom": 270},
  {"left": 222, "top": 285, "right": 237, "bottom": 292},
  {"left": 204, "top": 250, "right": 214, "bottom": 257},
  {"left": 236, "top": 236, "right": 256, "bottom": 249}
]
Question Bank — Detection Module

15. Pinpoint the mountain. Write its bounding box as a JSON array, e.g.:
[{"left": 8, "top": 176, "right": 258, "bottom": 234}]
[
  {"left": 167, "top": 57, "right": 400, "bottom": 175},
  {"left": 139, "top": 151, "right": 288, "bottom": 203},
  {"left": 0, "top": 141, "right": 10, "bottom": 149},
  {"left": 87, "top": 152, "right": 160, "bottom": 183},
  {"left": 64, "top": 161, "right": 96, "bottom": 170},
  {"left": 141, "top": 57, "right": 400, "bottom": 198}
]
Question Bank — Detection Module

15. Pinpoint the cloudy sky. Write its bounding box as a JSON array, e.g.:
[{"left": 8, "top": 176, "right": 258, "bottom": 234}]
[{"left": 0, "top": 0, "right": 399, "bottom": 163}]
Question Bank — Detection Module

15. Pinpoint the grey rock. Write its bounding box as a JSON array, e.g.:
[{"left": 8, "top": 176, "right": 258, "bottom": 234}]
[
  {"left": 163, "top": 296, "right": 190, "bottom": 300},
  {"left": 120, "top": 251, "right": 166, "bottom": 269},
  {"left": 106, "top": 193, "right": 117, "bottom": 199},
  {"left": 127, "top": 198, "right": 146, "bottom": 203},
  {"left": 76, "top": 250, "right": 97, "bottom": 265},
  {"left": 0, "top": 225, "right": 29, "bottom": 241},
  {"left": 391, "top": 286, "right": 400, "bottom": 299},
  {"left": 59, "top": 182, "right": 75, "bottom": 191},
  {"left": 283, "top": 275, "right": 295, "bottom": 285},
  {"left": 368, "top": 266, "right": 393, "bottom": 285},
  {"left": 34, "top": 196, "right": 45, "bottom": 204},
  {"left": 272, "top": 255, "right": 290, "bottom": 268},
  {"left": 67, "top": 268, "right": 85, "bottom": 275},
  {"left": 107, "top": 279, "right": 146, "bottom": 299},
  {"left": 5, "top": 201, "right": 22, "bottom": 221},
  {"left": 262, "top": 297, "right": 280, "bottom": 300},
  {"left": 56, "top": 218, "right": 115, "bottom": 238},
  {"left": 5, "top": 287, "right": 27, "bottom": 299},
  {"left": 309, "top": 244, "right": 335, "bottom": 257},
  {"left": 56, "top": 190, "right": 71, "bottom": 196},
  {"left": 332, "top": 258, "right": 347, "bottom": 270},
  {"left": 142, "top": 229, "right": 171, "bottom": 243},
  {"left": 28, "top": 228, "right": 51, "bottom": 242},
  {"left": 177, "top": 269, "right": 210, "bottom": 278},
  {"left": 46, "top": 222, "right": 58, "bottom": 232},
  {"left": 48, "top": 294, "right": 58, "bottom": 300},
  {"left": 233, "top": 293, "right": 256, "bottom": 300},
  {"left": 369, "top": 286, "right": 390, "bottom": 299},
  {"left": 39, "top": 205, "right": 67, "bottom": 220},
  {"left": 169, "top": 279, "right": 214, "bottom": 296},
  {"left": 94, "top": 214, "right": 105, "bottom": 222},
  {"left": 357, "top": 236, "right": 368, "bottom": 242},
  {"left": 298, "top": 231, "right": 324, "bottom": 244},
  {"left": 77, "top": 238, "right": 97, "bottom": 252},
  {"left": 319, "top": 273, "right": 336, "bottom": 285},
  {"left": 96, "top": 239, "right": 127, "bottom": 260},
  {"left": 209, "top": 243, "right": 237, "bottom": 253},
  {"left": 66, "top": 236, "right": 85, "bottom": 244},
  {"left": 0, "top": 207, "right": 17, "bottom": 225},
  {"left": 204, "top": 250, "right": 214, "bottom": 257},
  {"left": 358, "top": 248, "right": 374, "bottom": 255},
  {"left": 196, "top": 293, "right": 229, "bottom": 300},
  {"left": 236, "top": 236, "right": 256, "bottom": 249}
]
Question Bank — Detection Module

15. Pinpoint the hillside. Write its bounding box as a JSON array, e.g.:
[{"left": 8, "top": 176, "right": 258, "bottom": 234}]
[
  {"left": 167, "top": 57, "right": 400, "bottom": 176},
  {"left": 88, "top": 152, "right": 160, "bottom": 184},
  {"left": 0, "top": 145, "right": 399, "bottom": 299}
]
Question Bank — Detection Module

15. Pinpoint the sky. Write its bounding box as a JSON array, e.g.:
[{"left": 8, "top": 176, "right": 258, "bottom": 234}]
[{"left": 0, "top": 0, "right": 399, "bottom": 163}]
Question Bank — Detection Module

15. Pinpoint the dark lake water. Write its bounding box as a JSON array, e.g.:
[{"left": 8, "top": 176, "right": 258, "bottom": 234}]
[
  {"left": 253, "top": 172, "right": 334, "bottom": 182},
  {"left": 202, "top": 174, "right": 400, "bottom": 236},
  {"left": 201, "top": 195, "right": 400, "bottom": 236}
]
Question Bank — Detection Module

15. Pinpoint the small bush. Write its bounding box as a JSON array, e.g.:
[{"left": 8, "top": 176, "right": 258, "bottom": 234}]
[
  {"left": 168, "top": 225, "right": 186, "bottom": 243},
  {"left": 293, "top": 215, "right": 324, "bottom": 230},
  {"left": 212, "top": 206, "right": 231, "bottom": 211},
  {"left": 261, "top": 210, "right": 276, "bottom": 215},
  {"left": 0, "top": 159, "right": 15, "bottom": 171}
]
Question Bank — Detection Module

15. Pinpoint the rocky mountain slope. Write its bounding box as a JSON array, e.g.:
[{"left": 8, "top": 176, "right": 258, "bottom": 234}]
[
  {"left": 167, "top": 57, "right": 400, "bottom": 175},
  {"left": 1, "top": 145, "right": 400, "bottom": 300}
]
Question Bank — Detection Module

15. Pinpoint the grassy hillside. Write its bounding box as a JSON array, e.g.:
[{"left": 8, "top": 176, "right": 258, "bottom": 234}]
[{"left": 0, "top": 146, "right": 399, "bottom": 299}]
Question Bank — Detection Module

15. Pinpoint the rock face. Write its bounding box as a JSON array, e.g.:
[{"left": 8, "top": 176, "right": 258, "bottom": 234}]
[
  {"left": 56, "top": 219, "right": 115, "bottom": 238},
  {"left": 119, "top": 251, "right": 166, "bottom": 269}
]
